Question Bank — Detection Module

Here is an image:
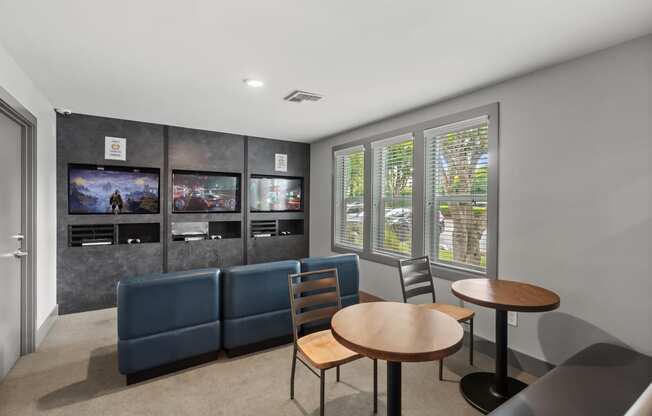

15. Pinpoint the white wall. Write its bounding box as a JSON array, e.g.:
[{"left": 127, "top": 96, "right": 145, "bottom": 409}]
[
  {"left": 0, "top": 43, "right": 57, "bottom": 330},
  {"left": 310, "top": 35, "right": 652, "bottom": 364}
]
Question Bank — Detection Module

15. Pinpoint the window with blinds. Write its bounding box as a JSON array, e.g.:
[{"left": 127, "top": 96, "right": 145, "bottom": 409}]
[
  {"left": 424, "top": 116, "right": 489, "bottom": 272},
  {"left": 371, "top": 134, "right": 414, "bottom": 256},
  {"left": 333, "top": 146, "right": 365, "bottom": 249}
]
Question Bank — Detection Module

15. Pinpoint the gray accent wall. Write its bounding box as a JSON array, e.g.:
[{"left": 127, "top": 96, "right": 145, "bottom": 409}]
[
  {"left": 57, "top": 114, "right": 165, "bottom": 314},
  {"left": 247, "top": 137, "right": 310, "bottom": 264},
  {"left": 167, "top": 126, "right": 245, "bottom": 271},
  {"left": 57, "top": 114, "right": 310, "bottom": 314},
  {"left": 247, "top": 136, "right": 310, "bottom": 177}
]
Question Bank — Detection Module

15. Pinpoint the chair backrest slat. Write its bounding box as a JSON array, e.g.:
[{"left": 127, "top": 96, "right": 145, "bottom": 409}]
[
  {"left": 404, "top": 285, "right": 433, "bottom": 299},
  {"left": 295, "top": 306, "right": 339, "bottom": 326},
  {"left": 293, "top": 291, "right": 338, "bottom": 309},
  {"left": 293, "top": 277, "right": 338, "bottom": 295},
  {"left": 288, "top": 268, "right": 342, "bottom": 343},
  {"left": 398, "top": 256, "right": 436, "bottom": 303},
  {"left": 400, "top": 260, "right": 430, "bottom": 274},
  {"left": 402, "top": 271, "right": 431, "bottom": 287}
]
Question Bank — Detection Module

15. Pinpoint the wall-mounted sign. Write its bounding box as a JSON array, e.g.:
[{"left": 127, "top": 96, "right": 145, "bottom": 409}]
[
  {"left": 105, "top": 136, "right": 126, "bottom": 161},
  {"left": 275, "top": 153, "right": 288, "bottom": 172}
]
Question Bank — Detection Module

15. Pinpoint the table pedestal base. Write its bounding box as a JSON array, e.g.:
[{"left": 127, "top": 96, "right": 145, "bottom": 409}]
[
  {"left": 459, "top": 372, "right": 527, "bottom": 414},
  {"left": 387, "top": 361, "right": 401, "bottom": 416}
]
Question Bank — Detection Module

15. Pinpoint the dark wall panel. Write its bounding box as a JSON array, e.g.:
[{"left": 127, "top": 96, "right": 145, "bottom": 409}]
[
  {"left": 57, "top": 114, "right": 165, "bottom": 314},
  {"left": 247, "top": 235, "right": 307, "bottom": 264},
  {"left": 166, "top": 127, "right": 245, "bottom": 271},
  {"left": 58, "top": 244, "right": 163, "bottom": 314},
  {"left": 58, "top": 114, "right": 164, "bottom": 168},
  {"left": 246, "top": 137, "right": 310, "bottom": 263},
  {"left": 56, "top": 115, "right": 311, "bottom": 314},
  {"left": 167, "top": 239, "right": 243, "bottom": 272},
  {"left": 168, "top": 126, "right": 244, "bottom": 172},
  {"left": 247, "top": 136, "right": 309, "bottom": 177}
]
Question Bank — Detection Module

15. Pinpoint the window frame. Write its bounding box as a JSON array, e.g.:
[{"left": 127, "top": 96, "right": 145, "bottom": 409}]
[
  {"left": 370, "top": 133, "right": 415, "bottom": 258},
  {"left": 331, "top": 103, "right": 499, "bottom": 280},
  {"left": 332, "top": 145, "right": 366, "bottom": 251}
]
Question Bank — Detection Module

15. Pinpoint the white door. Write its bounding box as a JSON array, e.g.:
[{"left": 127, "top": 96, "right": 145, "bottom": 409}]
[{"left": 0, "top": 111, "right": 24, "bottom": 380}]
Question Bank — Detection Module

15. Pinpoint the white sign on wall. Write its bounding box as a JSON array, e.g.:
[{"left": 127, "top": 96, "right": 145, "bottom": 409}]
[
  {"left": 105, "top": 136, "right": 127, "bottom": 161},
  {"left": 275, "top": 153, "right": 288, "bottom": 172}
]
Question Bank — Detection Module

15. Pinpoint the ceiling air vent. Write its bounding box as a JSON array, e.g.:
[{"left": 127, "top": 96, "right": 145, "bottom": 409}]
[{"left": 284, "top": 90, "right": 323, "bottom": 103}]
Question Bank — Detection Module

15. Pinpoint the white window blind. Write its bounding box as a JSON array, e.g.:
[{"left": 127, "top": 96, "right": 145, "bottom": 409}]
[
  {"left": 424, "top": 116, "right": 489, "bottom": 272},
  {"left": 371, "top": 134, "right": 413, "bottom": 256},
  {"left": 333, "top": 146, "right": 365, "bottom": 249}
]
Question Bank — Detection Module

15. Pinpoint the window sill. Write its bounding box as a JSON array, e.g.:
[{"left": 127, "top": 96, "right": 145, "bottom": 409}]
[
  {"left": 331, "top": 244, "right": 364, "bottom": 255},
  {"left": 332, "top": 242, "right": 491, "bottom": 281},
  {"left": 429, "top": 262, "right": 489, "bottom": 281}
]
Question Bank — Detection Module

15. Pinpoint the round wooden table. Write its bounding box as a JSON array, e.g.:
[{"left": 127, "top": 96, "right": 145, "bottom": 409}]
[
  {"left": 331, "top": 302, "right": 464, "bottom": 416},
  {"left": 451, "top": 278, "right": 560, "bottom": 414}
]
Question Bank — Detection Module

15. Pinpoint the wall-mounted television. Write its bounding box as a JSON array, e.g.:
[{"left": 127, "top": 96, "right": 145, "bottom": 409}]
[
  {"left": 68, "top": 164, "right": 160, "bottom": 215},
  {"left": 172, "top": 170, "right": 241, "bottom": 213},
  {"left": 249, "top": 175, "right": 303, "bottom": 212}
]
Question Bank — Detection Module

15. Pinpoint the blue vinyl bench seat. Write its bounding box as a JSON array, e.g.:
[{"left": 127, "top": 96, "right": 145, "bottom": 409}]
[
  {"left": 117, "top": 268, "right": 221, "bottom": 382},
  {"left": 221, "top": 260, "right": 300, "bottom": 354},
  {"left": 300, "top": 254, "right": 360, "bottom": 307},
  {"left": 116, "top": 254, "right": 362, "bottom": 382}
]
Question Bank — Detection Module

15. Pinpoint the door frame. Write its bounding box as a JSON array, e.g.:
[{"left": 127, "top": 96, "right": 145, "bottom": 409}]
[{"left": 0, "top": 86, "right": 38, "bottom": 355}]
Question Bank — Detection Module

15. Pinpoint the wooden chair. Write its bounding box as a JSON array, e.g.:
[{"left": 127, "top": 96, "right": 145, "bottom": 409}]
[
  {"left": 288, "top": 268, "right": 377, "bottom": 415},
  {"left": 398, "top": 256, "right": 475, "bottom": 380}
]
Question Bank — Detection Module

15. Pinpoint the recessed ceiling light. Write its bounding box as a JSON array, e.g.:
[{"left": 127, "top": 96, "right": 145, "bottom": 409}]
[{"left": 244, "top": 79, "right": 264, "bottom": 88}]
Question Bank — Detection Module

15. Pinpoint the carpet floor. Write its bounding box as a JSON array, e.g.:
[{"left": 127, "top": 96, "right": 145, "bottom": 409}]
[{"left": 0, "top": 308, "right": 535, "bottom": 416}]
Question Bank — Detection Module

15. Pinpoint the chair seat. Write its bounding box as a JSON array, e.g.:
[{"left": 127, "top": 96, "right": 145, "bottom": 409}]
[
  {"left": 297, "top": 330, "right": 361, "bottom": 369},
  {"left": 421, "top": 303, "right": 474, "bottom": 322}
]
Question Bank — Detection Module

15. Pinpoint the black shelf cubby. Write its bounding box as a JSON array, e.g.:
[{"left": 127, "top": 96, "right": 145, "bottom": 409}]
[
  {"left": 117, "top": 223, "right": 160, "bottom": 245},
  {"left": 278, "top": 219, "right": 304, "bottom": 236},
  {"left": 69, "top": 224, "right": 115, "bottom": 247},
  {"left": 251, "top": 220, "right": 277, "bottom": 237},
  {"left": 208, "top": 221, "right": 241, "bottom": 239}
]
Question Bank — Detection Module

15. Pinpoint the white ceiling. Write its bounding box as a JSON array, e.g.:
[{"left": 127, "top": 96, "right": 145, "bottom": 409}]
[{"left": 1, "top": 1, "right": 650, "bottom": 142}]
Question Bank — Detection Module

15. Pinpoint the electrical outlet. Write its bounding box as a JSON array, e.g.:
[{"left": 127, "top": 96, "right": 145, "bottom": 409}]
[{"left": 508, "top": 311, "right": 518, "bottom": 327}]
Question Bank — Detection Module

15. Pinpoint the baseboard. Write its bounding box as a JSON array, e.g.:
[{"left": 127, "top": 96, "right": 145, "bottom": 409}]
[
  {"left": 126, "top": 350, "right": 220, "bottom": 385},
  {"left": 467, "top": 333, "right": 554, "bottom": 377},
  {"left": 357, "top": 291, "right": 554, "bottom": 377},
  {"left": 359, "top": 290, "right": 384, "bottom": 303},
  {"left": 224, "top": 335, "right": 294, "bottom": 358},
  {"left": 35, "top": 304, "right": 58, "bottom": 349}
]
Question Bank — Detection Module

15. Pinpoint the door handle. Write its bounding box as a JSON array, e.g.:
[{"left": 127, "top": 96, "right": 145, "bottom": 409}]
[
  {"left": 11, "top": 234, "right": 24, "bottom": 240},
  {"left": 13, "top": 250, "right": 29, "bottom": 258}
]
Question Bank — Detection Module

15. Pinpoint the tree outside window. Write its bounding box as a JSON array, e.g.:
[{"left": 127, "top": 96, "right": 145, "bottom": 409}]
[{"left": 426, "top": 122, "right": 489, "bottom": 271}]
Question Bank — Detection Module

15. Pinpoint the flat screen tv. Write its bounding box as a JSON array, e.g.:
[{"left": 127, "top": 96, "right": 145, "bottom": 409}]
[
  {"left": 68, "top": 164, "right": 160, "bottom": 214},
  {"left": 172, "top": 170, "right": 241, "bottom": 213},
  {"left": 249, "top": 175, "right": 303, "bottom": 212}
]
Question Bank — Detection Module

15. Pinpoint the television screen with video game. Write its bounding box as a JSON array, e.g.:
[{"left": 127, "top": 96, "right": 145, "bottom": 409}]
[
  {"left": 172, "top": 170, "right": 241, "bottom": 213},
  {"left": 249, "top": 175, "right": 303, "bottom": 212},
  {"left": 68, "top": 164, "right": 160, "bottom": 214}
]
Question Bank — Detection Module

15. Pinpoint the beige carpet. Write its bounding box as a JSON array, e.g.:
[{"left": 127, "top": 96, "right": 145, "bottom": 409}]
[{"left": 0, "top": 308, "right": 535, "bottom": 416}]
